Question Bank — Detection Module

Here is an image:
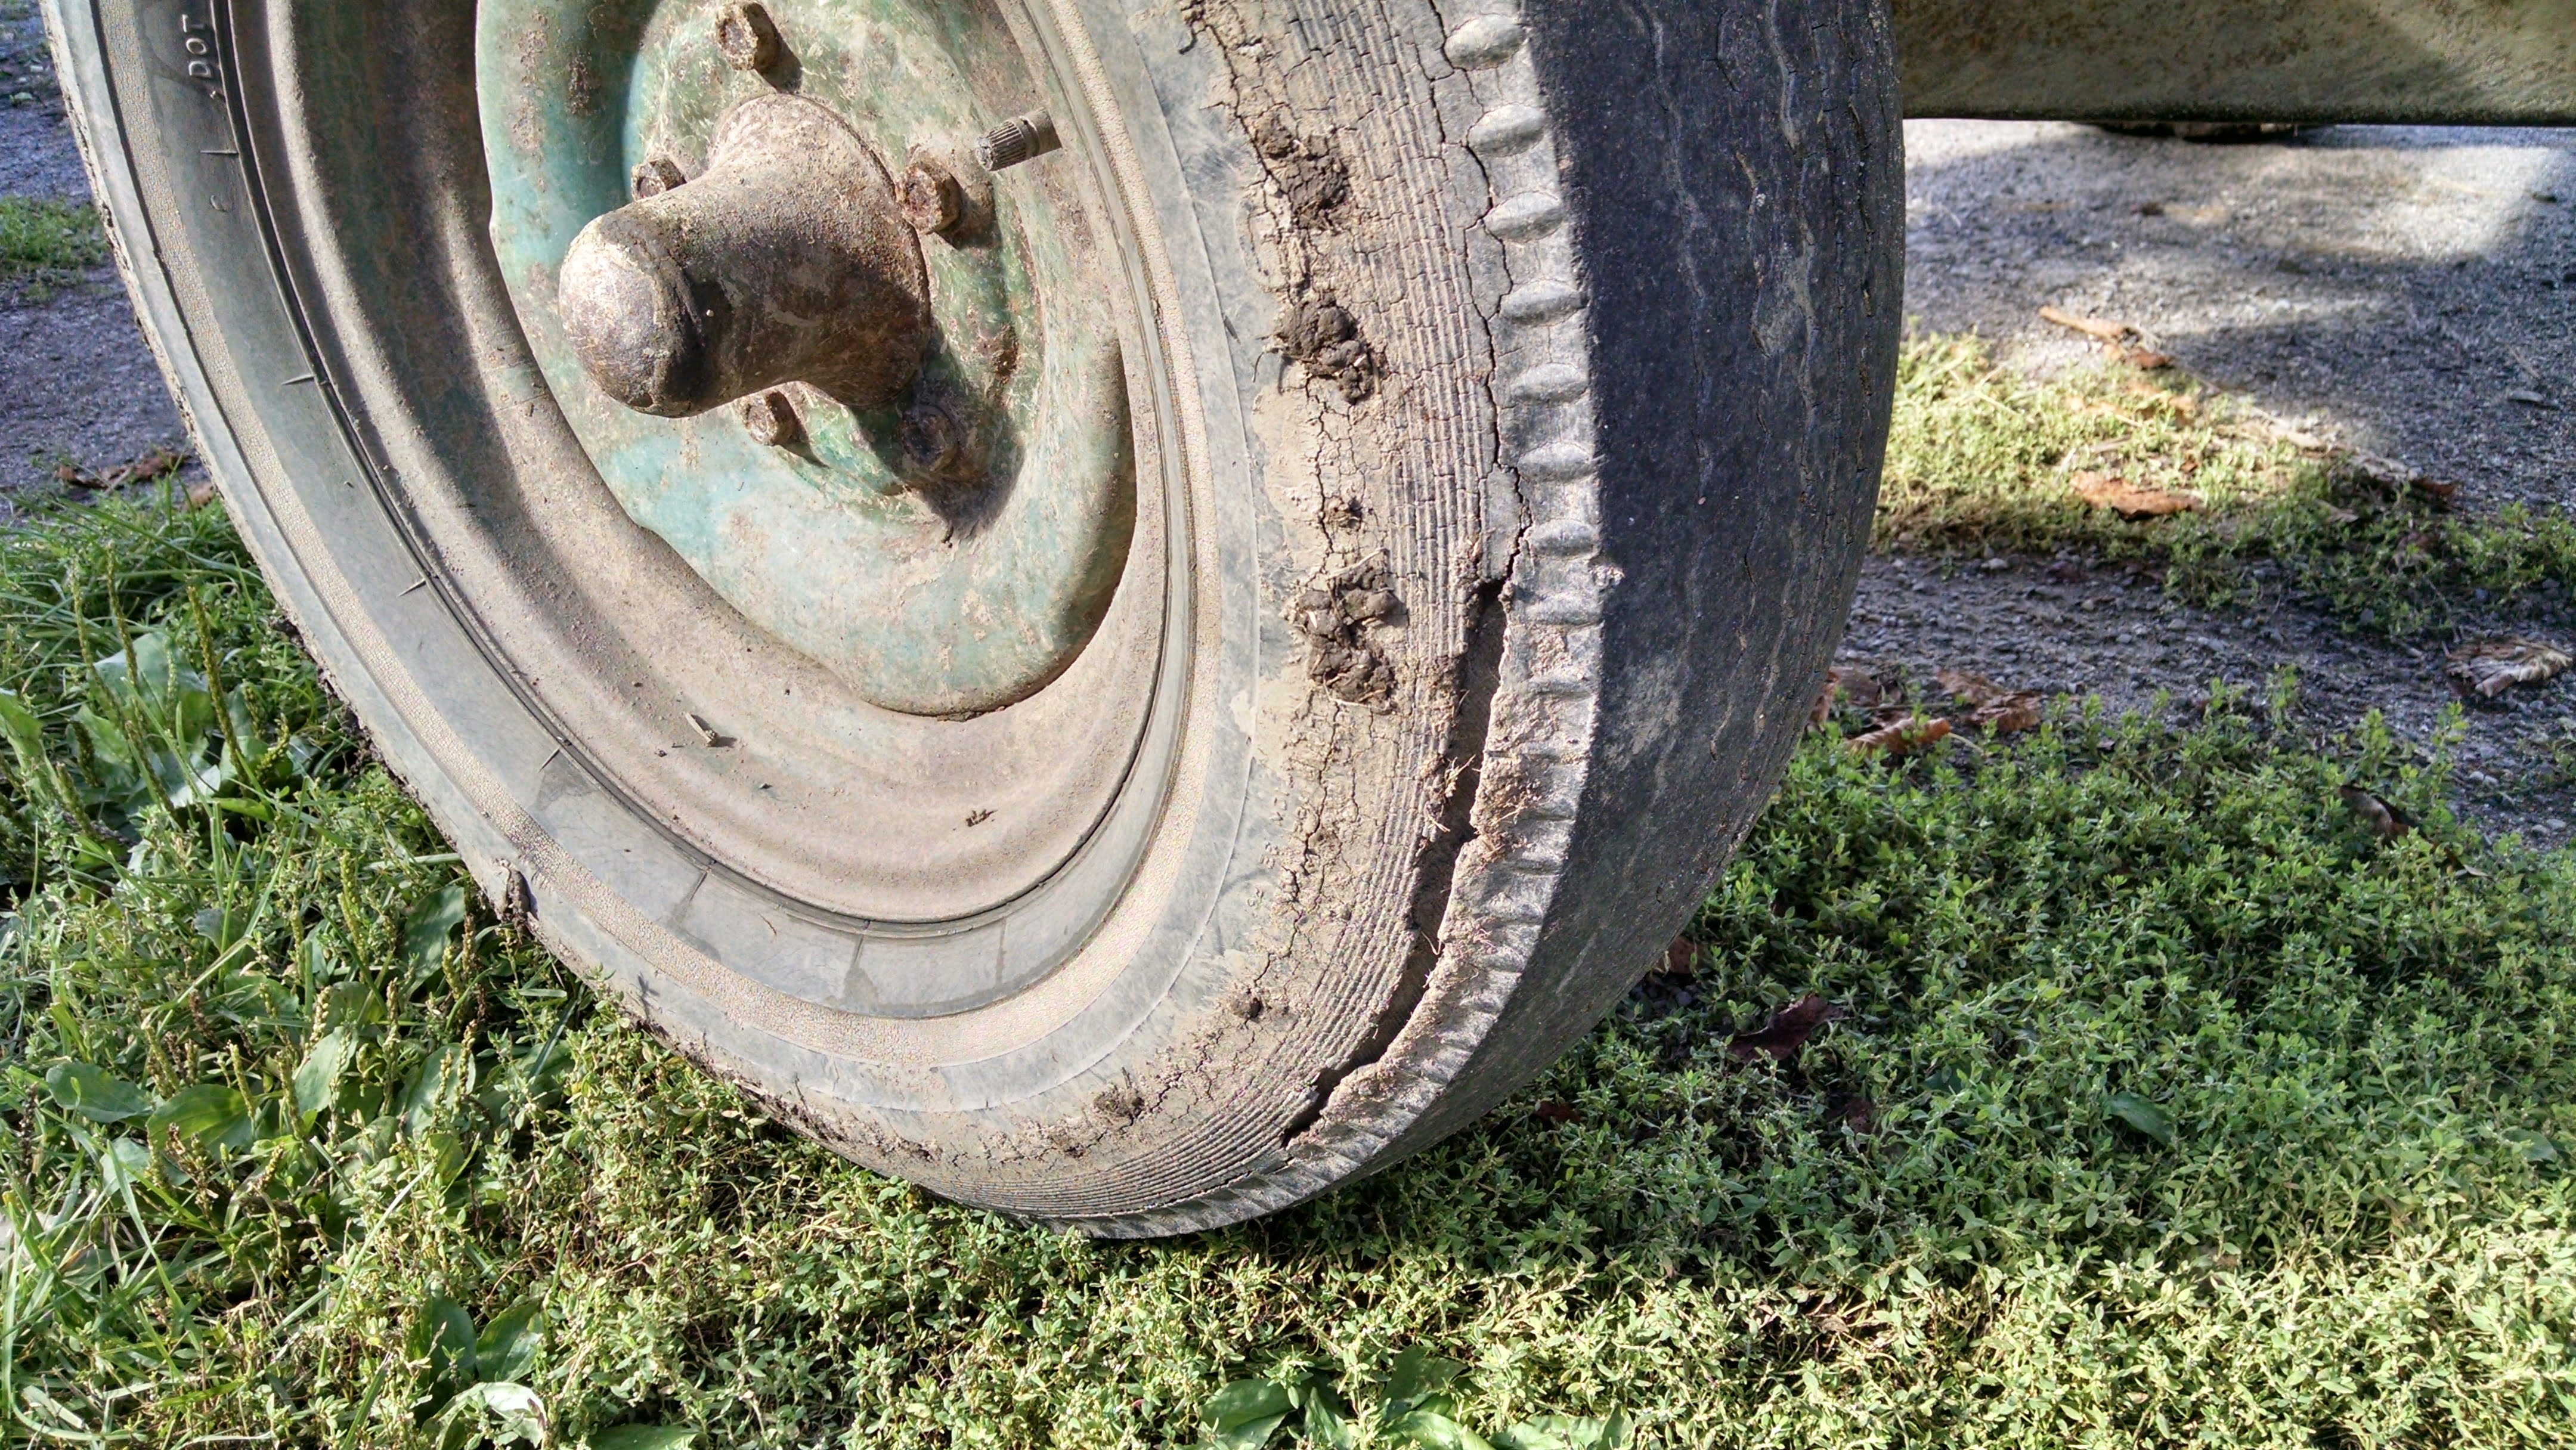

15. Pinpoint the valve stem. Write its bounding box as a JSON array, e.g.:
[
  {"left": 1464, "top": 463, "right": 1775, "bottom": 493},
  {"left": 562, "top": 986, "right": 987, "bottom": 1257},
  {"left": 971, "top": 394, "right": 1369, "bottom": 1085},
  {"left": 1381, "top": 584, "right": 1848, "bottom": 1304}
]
[{"left": 974, "top": 111, "right": 1060, "bottom": 172}]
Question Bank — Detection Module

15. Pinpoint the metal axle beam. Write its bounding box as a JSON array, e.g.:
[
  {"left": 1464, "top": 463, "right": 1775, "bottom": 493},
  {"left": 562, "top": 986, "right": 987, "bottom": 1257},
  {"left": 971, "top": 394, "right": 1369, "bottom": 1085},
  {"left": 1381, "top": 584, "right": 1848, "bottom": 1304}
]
[{"left": 1896, "top": 0, "right": 2576, "bottom": 125}]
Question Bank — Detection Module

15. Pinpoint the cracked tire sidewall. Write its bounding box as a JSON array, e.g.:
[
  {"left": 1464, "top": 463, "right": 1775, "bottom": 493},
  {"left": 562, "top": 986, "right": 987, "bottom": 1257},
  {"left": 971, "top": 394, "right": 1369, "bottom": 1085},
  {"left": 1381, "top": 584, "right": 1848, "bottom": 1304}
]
[{"left": 45, "top": 0, "right": 1899, "bottom": 1237}]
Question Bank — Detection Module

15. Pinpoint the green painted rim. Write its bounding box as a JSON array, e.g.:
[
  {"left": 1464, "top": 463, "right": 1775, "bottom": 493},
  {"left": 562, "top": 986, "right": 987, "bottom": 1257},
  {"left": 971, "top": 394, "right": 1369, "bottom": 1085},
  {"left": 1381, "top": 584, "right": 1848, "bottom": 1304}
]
[{"left": 480, "top": 0, "right": 1136, "bottom": 717}]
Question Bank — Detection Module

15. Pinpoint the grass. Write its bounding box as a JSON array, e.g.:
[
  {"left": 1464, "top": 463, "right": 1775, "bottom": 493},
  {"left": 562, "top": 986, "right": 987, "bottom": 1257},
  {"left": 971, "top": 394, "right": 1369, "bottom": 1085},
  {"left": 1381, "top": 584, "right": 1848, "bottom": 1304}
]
[
  {"left": 1881, "top": 333, "right": 2576, "bottom": 639},
  {"left": 0, "top": 197, "right": 106, "bottom": 298},
  {"left": 2, "top": 373, "right": 2575, "bottom": 1445},
  {"left": 2538, "top": 714, "right": 2576, "bottom": 789}
]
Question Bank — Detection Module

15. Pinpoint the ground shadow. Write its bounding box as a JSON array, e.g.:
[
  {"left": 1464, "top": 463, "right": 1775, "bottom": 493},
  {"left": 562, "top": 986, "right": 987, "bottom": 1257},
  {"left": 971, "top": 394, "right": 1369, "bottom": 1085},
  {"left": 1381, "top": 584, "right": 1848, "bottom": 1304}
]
[{"left": 1902, "top": 120, "right": 2576, "bottom": 512}]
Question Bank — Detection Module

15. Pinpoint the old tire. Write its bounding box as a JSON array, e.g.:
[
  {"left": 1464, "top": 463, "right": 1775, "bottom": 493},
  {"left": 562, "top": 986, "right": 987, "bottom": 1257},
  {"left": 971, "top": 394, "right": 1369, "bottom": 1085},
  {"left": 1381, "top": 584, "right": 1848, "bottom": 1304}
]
[{"left": 45, "top": 0, "right": 1900, "bottom": 1235}]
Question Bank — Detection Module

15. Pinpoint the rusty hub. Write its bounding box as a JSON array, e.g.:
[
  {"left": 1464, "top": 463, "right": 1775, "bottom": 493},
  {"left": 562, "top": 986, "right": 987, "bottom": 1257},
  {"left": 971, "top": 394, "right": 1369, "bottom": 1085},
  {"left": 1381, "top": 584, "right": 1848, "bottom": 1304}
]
[{"left": 558, "top": 94, "right": 931, "bottom": 419}]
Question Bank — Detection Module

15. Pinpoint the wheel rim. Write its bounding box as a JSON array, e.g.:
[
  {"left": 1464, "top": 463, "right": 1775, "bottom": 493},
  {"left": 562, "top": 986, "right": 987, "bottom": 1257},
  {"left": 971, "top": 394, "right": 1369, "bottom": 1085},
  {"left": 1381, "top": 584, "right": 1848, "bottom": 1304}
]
[{"left": 324, "top": 0, "right": 1208, "bottom": 1018}]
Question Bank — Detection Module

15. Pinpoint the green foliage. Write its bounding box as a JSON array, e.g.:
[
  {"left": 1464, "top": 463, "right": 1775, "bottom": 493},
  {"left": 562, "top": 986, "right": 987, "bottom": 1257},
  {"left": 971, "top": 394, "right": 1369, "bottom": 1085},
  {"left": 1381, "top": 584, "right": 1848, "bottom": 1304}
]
[
  {"left": 1193, "top": 1350, "right": 1630, "bottom": 1449},
  {"left": 2531, "top": 714, "right": 2576, "bottom": 790},
  {"left": 2100, "top": 1090, "right": 2175, "bottom": 1147},
  {"left": 590, "top": 1427, "right": 698, "bottom": 1450},
  {"left": 4, "top": 503, "right": 2576, "bottom": 1446},
  {"left": 1883, "top": 331, "right": 2576, "bottom": 637},
  {"left": 408, "top": 1293, "right": 548, "bottom": 1446},
  {"left": 0, "top": 196, "right": 108, "bottom": 296}
]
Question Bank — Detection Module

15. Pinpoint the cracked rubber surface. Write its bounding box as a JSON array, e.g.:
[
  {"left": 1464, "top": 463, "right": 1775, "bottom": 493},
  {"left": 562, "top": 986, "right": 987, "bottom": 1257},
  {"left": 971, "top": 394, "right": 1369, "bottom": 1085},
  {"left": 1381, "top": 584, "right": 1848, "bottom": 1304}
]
[{"left": 46, "top": 0, "right": 1897, "bottom": 1235}]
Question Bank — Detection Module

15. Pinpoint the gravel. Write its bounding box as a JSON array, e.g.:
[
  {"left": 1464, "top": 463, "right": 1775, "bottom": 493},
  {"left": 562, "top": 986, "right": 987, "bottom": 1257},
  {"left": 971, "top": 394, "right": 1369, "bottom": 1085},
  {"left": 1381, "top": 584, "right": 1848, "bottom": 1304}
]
[
  {"left": 0, "top": 2, "right": 191, "bottom": 519},
  {"left": 1856, "top": 120, "right": 2576, "bottom": 851},
  {"left": 1904, "top": 120, "right": 2576, "bottom": 511},
  {"left": 1838, "top": 551, "right": 2575, "bottom": 851}
]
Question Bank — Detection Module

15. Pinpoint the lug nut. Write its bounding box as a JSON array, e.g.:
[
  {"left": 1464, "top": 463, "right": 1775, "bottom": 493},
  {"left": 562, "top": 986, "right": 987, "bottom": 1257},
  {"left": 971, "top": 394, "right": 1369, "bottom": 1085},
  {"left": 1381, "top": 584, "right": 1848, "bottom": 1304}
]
[
  {"left": 898, "top": 158, "right": 964, "bottom": 236},
  {"left": 899, "top": 399, "right": 967, "bottom": 476},
  {"left": 974, "top": 111, "right": 1060, "bottom": 172},
  {"left": 741, "top": 389, "right": 802, "bottom": 447},
  {"left": 630, "top": 156, "right": 686, "bottom": 199},
  {"left": 714, "top": 2, "right": 781, "bottom": 72}
]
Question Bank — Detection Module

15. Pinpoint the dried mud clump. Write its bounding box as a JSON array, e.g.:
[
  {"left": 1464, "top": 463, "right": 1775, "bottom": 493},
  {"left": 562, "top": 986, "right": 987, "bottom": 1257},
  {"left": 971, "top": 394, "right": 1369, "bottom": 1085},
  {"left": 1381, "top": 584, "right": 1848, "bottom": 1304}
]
[
  {"left": 1295, "top": 557, "right": 1401, "bottom": 704},
  {"left": 1251, "top": 114, "right": 1351, "bottom": 228},
  {"left": 1092, "top": 1080, "right": 1147, "bottom": 1123},
  {"left": 1280, "top": 289, "right": 1379, "bottom": 402}
]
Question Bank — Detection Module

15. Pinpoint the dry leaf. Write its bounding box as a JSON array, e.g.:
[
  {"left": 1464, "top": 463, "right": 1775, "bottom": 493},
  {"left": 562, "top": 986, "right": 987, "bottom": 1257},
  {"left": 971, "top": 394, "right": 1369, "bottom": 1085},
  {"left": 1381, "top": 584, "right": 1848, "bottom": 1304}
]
[
  {"left": 2126, "top": 379, "right": 2200, "bottom": 416},
  {"left": 1970, "top": 693, "right": 2045, "bottom": 733},
  {"left": 2446, "top": 638, "right": 2574, "bottom": 700},
  {"left": 58, "top": 446, "right": 190, "bottom": 493},
  {"left": 1812, "top": 666, "right": 1892, "bottom": 727},
  {"left": 2039, "top": 305, "right": 2134, "bottom": 344},
  {"left": 120, "top": 447, "right": 190, "bottom": 486},
  {"left": 1659, "top": 935, "right": 1698, "bottom": 980},
  {"left": 2072, "top": 472, "right": 2196, "bottom": 520},
  {"left": 1928, "top": 671, "right": 2044, "bottom": 732},
  {"left": 2337, "top": 785, "right": 2412, "bottom": 839},
  {"left": 1850, "top": 715, "right": 1951, "bottom": 755},
  {"left": 1729, "top": 994, "right": 1844, "bottom": 1064},
  {"left": 1532, "top": 1100, "right": 1578, "bottom": 1125},
  {"left": 1936, "top": 670, "right": 2011, "bottom": 707},
  {"left": 2040, "top": 306, "right": 2171, "bottom": 369},
  {"left": 2350, "top": 452, "right": 2462, "bottom": 506},
  {"left": 1807, "top": 672, "right": 1844, "bottom": 728}
]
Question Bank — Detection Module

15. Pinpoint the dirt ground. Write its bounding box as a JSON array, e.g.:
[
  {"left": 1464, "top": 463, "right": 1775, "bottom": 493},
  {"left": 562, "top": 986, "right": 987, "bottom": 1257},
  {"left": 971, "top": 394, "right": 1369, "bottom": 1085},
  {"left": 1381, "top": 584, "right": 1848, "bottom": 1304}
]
[
  {"left": 1906, "top": 121, "right": 2576, "bottom": 507},
  {"left": 0, "top": 35, "right": 2569, "bottom": 842},
  {"left": 1866, "top": 121, "right": 2576, "bottom": 850},
  {"left": 0, "top": 3, "right": 191, "bottom": 523}
]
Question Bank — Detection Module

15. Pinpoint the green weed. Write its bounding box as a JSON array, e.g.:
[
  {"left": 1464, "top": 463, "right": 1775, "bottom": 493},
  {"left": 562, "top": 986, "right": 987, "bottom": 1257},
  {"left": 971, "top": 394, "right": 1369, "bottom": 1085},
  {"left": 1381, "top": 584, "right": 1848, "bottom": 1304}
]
[
  {"left": 1189, "top": 1349, "right": 1629, "bottom": 1449},
  {"left": 2535, "top": 715, "right": 2576, "bottom": 789},
  {"left": 0, "top": 197, "right": 107, "bottom": 296},
  {"left": 1883, "top": 332, "right": 2576, "bottom": 637},
  {"left": 4, "top": 500, "right": 2575, "bottom": 1446}
]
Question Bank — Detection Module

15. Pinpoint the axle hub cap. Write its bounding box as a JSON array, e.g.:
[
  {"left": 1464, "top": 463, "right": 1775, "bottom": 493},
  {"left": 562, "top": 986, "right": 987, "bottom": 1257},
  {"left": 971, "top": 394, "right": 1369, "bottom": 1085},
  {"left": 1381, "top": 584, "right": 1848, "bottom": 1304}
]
[{"left": 558, "top": 94, "right": 932, "bottom": 417}]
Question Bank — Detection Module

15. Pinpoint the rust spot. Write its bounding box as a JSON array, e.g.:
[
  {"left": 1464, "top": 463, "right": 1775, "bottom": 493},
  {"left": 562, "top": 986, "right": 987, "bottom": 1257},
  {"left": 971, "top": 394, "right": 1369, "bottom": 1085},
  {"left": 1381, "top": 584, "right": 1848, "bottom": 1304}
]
[{"left": 566, "top": 52, "right": 601, "bottom": 118}]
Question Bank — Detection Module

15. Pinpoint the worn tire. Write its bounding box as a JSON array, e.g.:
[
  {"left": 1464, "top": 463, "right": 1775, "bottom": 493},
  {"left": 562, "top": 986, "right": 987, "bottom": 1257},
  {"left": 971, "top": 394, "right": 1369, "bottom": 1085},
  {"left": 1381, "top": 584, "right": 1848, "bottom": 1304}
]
[{"left": 45, "top": 0, "right": 1900, "bottom": 1235}]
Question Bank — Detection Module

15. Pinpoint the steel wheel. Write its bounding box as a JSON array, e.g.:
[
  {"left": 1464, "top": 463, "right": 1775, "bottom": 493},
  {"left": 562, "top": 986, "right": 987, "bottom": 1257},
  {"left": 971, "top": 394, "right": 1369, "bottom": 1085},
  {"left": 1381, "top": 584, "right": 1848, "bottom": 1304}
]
[{"left": 45, "top": 0, "right": 1901, "bottom": 1235}]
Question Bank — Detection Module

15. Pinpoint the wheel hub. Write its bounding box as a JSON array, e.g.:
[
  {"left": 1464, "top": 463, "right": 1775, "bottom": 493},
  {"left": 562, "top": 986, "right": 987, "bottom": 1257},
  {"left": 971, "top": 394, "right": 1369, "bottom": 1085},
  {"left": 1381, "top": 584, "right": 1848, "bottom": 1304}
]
[
  {"left": 557, "top": 93, "right": 932, "bottom": 418},
  {"left": 481, "top": 0, "right": 1136, "bottom": 718}
]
